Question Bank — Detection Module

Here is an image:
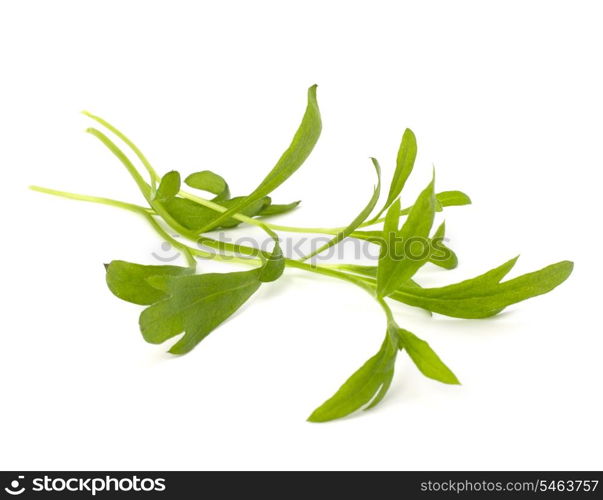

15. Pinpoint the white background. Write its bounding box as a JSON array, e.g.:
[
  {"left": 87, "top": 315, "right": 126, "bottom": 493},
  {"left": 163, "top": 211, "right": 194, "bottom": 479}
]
[{"left": 1, "top": 1, "right": 601, "bottom": 470}]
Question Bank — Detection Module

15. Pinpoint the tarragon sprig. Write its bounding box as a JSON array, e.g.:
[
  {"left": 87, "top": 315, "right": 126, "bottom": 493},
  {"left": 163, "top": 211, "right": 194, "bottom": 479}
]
[{"left": 31, "top": 85, "right": 573, "bottom": 422}]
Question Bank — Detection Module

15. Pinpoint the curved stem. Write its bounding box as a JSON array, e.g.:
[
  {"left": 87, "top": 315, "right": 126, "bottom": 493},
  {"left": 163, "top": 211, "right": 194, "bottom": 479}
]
[{"left": 83, "top": 111, "right": 161, "bottom": 189}]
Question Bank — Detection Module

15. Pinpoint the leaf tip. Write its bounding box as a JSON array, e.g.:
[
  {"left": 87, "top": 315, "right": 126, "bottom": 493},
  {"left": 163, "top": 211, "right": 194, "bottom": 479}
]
[{"left": 306, "top": 409, "right": 330, "bottom": 423}]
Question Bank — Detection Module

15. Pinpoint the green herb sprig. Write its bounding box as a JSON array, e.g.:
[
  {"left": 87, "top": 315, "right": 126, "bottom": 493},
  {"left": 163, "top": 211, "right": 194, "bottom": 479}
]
[{"left": 31, "top": 85, "right": 573, "bottom": 422}]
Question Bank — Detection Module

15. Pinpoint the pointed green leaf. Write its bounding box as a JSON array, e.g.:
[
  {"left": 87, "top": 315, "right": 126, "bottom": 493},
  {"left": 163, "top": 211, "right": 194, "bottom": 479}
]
[
  {"left": 368, "top": 129, "right": 417, "bottom": 223},
  {"left": 307, "top": 336, "right": 398, "bottom": 422},
  {"left": 428, "top": 222, "right": 458, "bottom": 270},
  {"left": 259, "top": 240, "right": 285, "bottom": 283},
  {"left": 396, "top": 327, "right": 460, "bottom": 384},
  {"left": 196, "top": 85, "right": 322, "bottom": 233},
  {"left": 388, "top": 128, "right": 417, "bottom": 207},
  {"left": 400, "top": 256, "right": 520, "bottom": 299},
  {"left": 377, "top": 175, "right": 436, "bottom": 297}
]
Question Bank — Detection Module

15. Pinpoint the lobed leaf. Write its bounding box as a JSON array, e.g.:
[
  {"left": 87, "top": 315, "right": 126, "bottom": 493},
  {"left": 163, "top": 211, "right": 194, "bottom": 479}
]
[
  {"left": 137, "top": 236, "right": 284, "bottom": 354},
  {"left": 140, "top": 269, "right": 263, "bottom": 354},
  {"left": 390, "top": 260, "right": 573, "bottom": 318},
  {"left": 105, "top": 260, "right": 193, "bottom": 305}
]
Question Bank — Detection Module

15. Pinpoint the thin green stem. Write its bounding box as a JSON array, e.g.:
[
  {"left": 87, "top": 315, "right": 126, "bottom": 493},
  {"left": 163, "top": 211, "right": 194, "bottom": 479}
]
[
  {"left": 29, "top": 186, "right": 146, "bottom": 214},
  {"left": 86, "top": 127, "right": 206, "bottom": 241},
  {"left": 142, "top": 214, "right": 197, "bottom": 267},
  {"left": 30, "top": 185, "right": 269, "bottom": 268},
  {"left": 83, "top": 111, "right": 161, "bottom": 189},
  {"left": 86, "top": 128, "right": 152, "bottom": 199}
]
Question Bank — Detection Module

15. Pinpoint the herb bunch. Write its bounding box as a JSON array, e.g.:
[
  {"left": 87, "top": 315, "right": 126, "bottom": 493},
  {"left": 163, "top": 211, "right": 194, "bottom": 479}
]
[{"left": 32, "top": 85, "right": 573, "bottom": 422}]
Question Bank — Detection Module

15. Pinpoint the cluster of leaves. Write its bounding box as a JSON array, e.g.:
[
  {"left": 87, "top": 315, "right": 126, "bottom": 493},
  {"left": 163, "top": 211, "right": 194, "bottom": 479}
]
[{"left": 33, "top": 85, "right": 573, "bottom": 422}]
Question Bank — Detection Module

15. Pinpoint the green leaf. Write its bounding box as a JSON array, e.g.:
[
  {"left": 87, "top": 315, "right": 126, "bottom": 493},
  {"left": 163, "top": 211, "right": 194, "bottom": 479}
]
[
  {"left": 390, "top": 260, "right": 574, "bottom": 318},
  {"left": 155, "top": 171, "right": 181, "bottom": 201},
  {"left": 369, "top": 129, "right": 417, "bottom": 223},
  {"left": 105, "top": 260, "right": 193, "bottom": 305},
  {"left": 377, "top": 175, "right": 436, "bottom": 298},
  {"left": 218, "top": 196, "right": 271, "bottom": 228},
  {"left": 307, "top": 335, "right": 398, "bottom": 422},
  {"left": 302, "top": 158, "right": 382, "bottom": 260},
  {"left": 387, "top": 128, "right": 417, "bottom": 208},
  {"left": 435, "top": 190, "right": 471, "bottom": 208},
  {"left": 162, "top": 195, "right": 270, "bottom": 231},
  {"left": 258, "top": 200, "right": 301, "bottom": 217},
  {"left": 184, "top": 170, "right": 230, "bottom": 201},
  {"left": 139, "top": 269, "right": 263, "bottom": 354},
  {"left": 395, "top": 327, "right": 460, "bottom": 384},
  {"left": 259, "top": 239, "right": 285, "bottom": 283},
  {"left": 137, "top": 233, "right": 283, "bottom": 354},
  {"left": 428, "top": 222, "right": 458, "bottom": 270},
  {"left": 196, "top": 85, "right": 322, "bottom": 233}
]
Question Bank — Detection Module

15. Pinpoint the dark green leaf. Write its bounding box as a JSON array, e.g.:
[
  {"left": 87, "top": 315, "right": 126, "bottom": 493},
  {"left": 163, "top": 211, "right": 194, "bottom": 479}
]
[
  {"left": 184, "top": 170, "right": 230, "bottom": 201},
  {"left": 196, "top": 85, "right": 322, "bottom": 232},
  {"left": 390, "top": 260, "right": 573, "bottom": 318},
  {"left": 377, "top": 175, "right": 436, "bottom": 298},
  {"left": 139, "top": 269, "right": 263, "bottom": 354},
  {"left": 105, "top": 260, "right": 193, "bottom": 305},
  {"left": 307, "top": 335, "right": 398, "bottom": 422},
  {"left": 302, "top": 158, "right": 381, "bottom": 260}
]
